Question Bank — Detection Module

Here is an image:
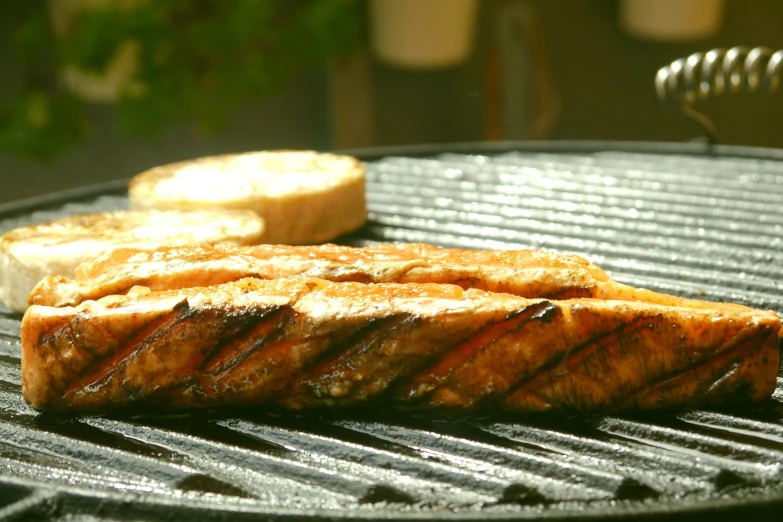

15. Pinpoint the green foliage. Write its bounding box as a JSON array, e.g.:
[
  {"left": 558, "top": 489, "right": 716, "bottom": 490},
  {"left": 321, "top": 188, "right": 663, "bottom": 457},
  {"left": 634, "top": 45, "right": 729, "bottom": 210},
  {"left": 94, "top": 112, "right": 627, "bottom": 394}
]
[
  {"left": 1, "top": 0, "right": 365, "bottom": 159},
  {"left": 0, "top": 91, "right": 89, "bottom": 159}
]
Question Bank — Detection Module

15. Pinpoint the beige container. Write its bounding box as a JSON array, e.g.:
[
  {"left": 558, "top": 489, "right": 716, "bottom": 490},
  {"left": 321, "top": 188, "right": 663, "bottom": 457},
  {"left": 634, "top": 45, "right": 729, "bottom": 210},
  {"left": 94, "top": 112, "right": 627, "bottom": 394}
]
[
  {"left": 370, "top": 0, "right": 478, "bottom": 69},
  {"left": 620, "top": 0, "right": 726, "bottom": 42}
]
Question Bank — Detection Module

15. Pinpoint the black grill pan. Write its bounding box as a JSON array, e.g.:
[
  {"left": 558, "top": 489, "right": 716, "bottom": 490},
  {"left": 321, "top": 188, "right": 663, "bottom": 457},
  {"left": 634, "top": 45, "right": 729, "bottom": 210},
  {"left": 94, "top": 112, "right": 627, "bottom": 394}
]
[{"left": 2, "top": 141, "right": 783, "bottom": 521}]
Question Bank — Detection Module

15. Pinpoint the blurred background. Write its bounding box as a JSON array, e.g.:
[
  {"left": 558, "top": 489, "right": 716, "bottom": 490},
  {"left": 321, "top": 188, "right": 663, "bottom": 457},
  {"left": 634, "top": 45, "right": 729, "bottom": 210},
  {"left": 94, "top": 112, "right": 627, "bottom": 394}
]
[{"left": 2, "top": 0, "right": 783, "bottom": 204}]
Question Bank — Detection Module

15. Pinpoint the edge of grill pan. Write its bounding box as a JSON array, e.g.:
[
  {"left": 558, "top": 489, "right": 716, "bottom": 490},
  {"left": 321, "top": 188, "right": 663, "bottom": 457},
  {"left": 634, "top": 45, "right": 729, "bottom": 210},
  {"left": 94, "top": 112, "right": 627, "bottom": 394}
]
[
  {"left": 10, "top": 480, "right": 783, "bottom": 522},
  {"left": 4, "top": 140, "right": 783, "bottom": 217}
]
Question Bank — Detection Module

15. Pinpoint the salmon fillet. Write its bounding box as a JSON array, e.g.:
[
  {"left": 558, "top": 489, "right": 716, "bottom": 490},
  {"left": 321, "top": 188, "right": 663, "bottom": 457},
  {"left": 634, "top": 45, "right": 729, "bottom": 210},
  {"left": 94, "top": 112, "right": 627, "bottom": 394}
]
[
  {"left": 21, "top": 277, "right": 780, "bottom": 413},
  {"left": 29, "top": 243, "right": 751, "bottom": 313}
]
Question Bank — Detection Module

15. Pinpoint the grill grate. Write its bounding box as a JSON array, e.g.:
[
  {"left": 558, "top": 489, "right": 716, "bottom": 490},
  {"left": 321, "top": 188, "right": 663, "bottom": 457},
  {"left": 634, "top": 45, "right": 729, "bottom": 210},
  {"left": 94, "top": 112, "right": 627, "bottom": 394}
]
[{"left": 2, "top": 146, "right": 783, "bottom": 520}]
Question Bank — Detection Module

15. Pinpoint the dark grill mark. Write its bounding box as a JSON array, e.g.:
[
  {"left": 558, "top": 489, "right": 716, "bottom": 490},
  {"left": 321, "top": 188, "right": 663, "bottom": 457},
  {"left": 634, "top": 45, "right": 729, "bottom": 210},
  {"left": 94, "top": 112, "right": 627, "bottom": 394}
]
[
  {"left": 284, "top": 315, "right": 414, "bottom": 401},
  {"left": 500, "top": 314, "right": 653, "bottom": 401},
  {"left": 290, "top": 315, "right": 421, "bottom": 404},
  {"left": 399, "top": 302, "right": 558, "bottom": 401},
  {"left": 623, "top": 325, "right": 776, "bottom": 408},
  {"left": 199, "top": 306, "right": 287, "bottom": 376},
  {"left": 543, "top": 285, "right": 598, "bottom": 300},
  {"left": 62, "top": 300, "right": 190, "bottom": 401}
]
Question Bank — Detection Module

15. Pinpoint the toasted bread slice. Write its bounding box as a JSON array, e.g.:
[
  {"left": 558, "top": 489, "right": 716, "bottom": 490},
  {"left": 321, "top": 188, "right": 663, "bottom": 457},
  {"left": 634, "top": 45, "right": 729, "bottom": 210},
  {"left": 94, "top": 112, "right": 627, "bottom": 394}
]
[
  {"left": 0, "top": 210, "right": 264, "bottom": 313},
  {"left": 128, "top": 150, "right": 367, "bottom": 245}
]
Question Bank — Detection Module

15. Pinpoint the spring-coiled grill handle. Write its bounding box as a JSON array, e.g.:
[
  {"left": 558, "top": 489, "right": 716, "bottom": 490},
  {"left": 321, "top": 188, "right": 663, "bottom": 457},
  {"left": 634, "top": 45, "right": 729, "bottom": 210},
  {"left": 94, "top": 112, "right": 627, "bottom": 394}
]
[{"left": 656, "top": 46, "right": 783, "bottom": 143}]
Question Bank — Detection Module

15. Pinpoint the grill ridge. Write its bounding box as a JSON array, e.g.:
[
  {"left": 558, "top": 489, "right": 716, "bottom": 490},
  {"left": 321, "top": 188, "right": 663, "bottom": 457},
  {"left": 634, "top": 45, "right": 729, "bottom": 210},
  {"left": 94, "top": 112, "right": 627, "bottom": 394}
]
[{"left": 2, "top": 146, "right": 783, "bottom": 519}]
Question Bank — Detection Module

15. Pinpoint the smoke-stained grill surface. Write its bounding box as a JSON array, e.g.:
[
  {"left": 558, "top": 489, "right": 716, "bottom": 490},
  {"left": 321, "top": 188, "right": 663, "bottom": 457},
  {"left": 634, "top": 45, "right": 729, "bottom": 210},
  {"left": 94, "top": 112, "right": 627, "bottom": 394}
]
[{"left": 2, "top": 142, "right": 783, "bottom": 520}]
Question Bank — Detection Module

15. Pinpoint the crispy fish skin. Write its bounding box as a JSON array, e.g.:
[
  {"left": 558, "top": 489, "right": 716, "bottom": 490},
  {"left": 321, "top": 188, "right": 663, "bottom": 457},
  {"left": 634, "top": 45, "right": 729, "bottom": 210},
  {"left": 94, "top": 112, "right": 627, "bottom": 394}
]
[
  {"left": 29, "top": 243, "right": 751, "bottom": 313},
  {"left": 21, "top": 278, "right": 780, "bottom": 413}
]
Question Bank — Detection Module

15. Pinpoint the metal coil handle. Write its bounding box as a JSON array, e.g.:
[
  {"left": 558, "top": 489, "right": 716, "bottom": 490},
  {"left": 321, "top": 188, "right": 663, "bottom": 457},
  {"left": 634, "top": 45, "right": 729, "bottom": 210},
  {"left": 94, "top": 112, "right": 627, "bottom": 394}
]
[{"left": 656, "top": 46, "right": 783, "bottom": 143}]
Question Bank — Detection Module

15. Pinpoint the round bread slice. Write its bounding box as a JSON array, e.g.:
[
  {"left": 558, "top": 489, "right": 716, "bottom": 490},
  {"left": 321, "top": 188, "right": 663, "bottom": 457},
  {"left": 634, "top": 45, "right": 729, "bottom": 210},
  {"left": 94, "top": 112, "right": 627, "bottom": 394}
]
[
  {"left": 128, "top": 150, "right": 367, "bottom": 245},
  {"left": 0, "top": 209, "right": 264, "bottom": 313}
]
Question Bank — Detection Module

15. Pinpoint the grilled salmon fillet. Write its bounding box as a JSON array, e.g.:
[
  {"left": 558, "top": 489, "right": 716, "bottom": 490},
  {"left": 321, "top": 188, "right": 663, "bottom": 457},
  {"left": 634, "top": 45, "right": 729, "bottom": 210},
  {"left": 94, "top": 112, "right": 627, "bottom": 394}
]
[
  {"left": 21, "top": 277, "right": 780, "bottom": 413},
  {"left": 29, "top": 243, "right": 751, "bottom": 313}
]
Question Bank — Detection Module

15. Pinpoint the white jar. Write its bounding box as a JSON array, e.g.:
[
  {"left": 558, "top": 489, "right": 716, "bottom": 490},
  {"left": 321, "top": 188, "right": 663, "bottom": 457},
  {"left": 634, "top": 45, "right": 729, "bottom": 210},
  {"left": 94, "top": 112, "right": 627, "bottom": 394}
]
[
  {"left": 370, "top": 0, "right": 479, "bottom": 69},
  {"left": 620, "top": 0, "right": 726, "bottom": 42}
]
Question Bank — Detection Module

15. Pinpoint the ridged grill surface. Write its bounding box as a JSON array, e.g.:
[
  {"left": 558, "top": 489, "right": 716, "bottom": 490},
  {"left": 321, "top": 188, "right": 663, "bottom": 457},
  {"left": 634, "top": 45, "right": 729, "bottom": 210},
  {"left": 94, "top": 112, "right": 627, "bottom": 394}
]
[{"left": 1, "top": 147, "right": 783, "bottom": 520}]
